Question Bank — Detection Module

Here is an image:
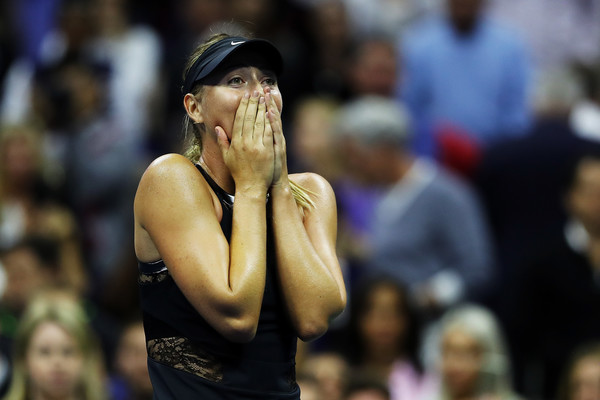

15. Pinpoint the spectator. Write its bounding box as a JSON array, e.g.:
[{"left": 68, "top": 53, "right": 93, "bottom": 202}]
[
  {"left": 1, "top": 0, "right": 96, "bottom": 125},
  {"left": 557, "top": 343, "right": 600, "bottom": 400},
  {"left": 289, "top": 96, "right": 342, "bottom": 179},
  {"left": 88, "top": 0, "right": 163, "bottom": 154},
  {"left": 0, "top": 124, "right": 86, "bottom": 294},
  {"left": 339, "top": 277, "right": 435, "bottom": 400},
  {"left": 335, "top": 96, "right": 494, "bottom": 314},
  {"left": 341, "top": 0, "right": 439, "bottom": 38},
  {"left": 0, "top": 237, "right": 119, "bottom": 374},
  {"left": 343, "top": 375, "right": 391, "bottom": 400},
  {"left": 298, "top": 352, "right": 349, "bottom": 400},
  {"left": 110, "top": 319, "right": 152, "bottom": 400},
  {"left": 2, "top": 290, "right": 108, "bottom": 400},
  {"left": 289, "top": 96, "right": 361, "bottom": 266},
  {"left": 510, "top": 151, "right": 600, "bottom": 399},
  {"left": 489, "top": 0, "right": 600, "bottom": 74},
  {"left": 304, "top": 0, "right": 353, "bottom": 99},
  {"left": 297, "top": 372, "right": 324, "bottom": 400},
  {"left": 472, "top": 63, "right": 597, "bottom": 352},
  {"left": 430, "top": 304, "right": 521, "bottom": 400},
  {"left": 0, "top": 235, "right": 61, "bottom": 317},
  {"left": 0, "top": 235, "right": 63, "bottom": 398},
  {"left": 345, "top": 35, "right": 399, "bottom": 99},
  {"left": 400, "top": 0, "right": 532, "bottom": 150},
  {"left": 35, "top": 57, "right": 140, "bottom": 293}
]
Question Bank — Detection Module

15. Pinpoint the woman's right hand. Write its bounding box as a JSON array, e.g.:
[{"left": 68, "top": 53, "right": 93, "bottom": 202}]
[{"left": 215, "top": 90, "right": 274, "bottom": 195}]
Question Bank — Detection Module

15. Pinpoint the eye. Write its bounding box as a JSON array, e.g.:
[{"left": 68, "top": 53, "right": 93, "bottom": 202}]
[
  {"left": 263, "top": 77, "right": 277, "bottom": 86},
  {"left": 62, "top": 346, "right": 77, "bottom": 357},
  {"left": 36, "top": 346, "right": 52, "bottom": 357},
  {"left": 227, "top": 77, "right": 244, "bottom": 86}
]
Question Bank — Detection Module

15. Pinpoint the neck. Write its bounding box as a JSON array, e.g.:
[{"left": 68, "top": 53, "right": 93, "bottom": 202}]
[
  {"left": 363, "top": 345, "right": 402, "bottom": 372},
  {"left": 390, "top": 153, "right": 415, "bottom": 184},
  {"left": 450, "top": 17, "right": 481, "bottom": 37},
  {"left": 199, "top": 150, "right": 235, "bottom": 195}
]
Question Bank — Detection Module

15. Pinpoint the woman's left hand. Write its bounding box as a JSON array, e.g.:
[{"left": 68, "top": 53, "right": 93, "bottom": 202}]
[{"left": 265, "top": 87, "right": 288, "bottom": 189}]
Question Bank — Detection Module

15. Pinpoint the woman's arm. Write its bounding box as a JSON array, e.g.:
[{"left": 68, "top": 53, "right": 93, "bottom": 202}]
[
  {"left": 135, "top": 155, "right": 268, "bottom": 343},
  {"left": 270, "top": 175, "right": 347, "bottom": 342},
  {"left": 265, "top": 88, "right": 346, "bottom": 341},
  {"left": 134, "top": 92, "right": 274, "bottom": 343}
]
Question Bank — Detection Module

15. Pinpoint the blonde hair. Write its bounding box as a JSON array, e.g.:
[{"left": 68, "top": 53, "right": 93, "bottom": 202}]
[
  {"left": 181, "top": 33, "right": 315, "bottom": 213},
  {"left": 439, "top": 304, "right": 518, "bottom": 400},
  {"left": 3, "top": 290, "right": 107, "bottom": 400}
]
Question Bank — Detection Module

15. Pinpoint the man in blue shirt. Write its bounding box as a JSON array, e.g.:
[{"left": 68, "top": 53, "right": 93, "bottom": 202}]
[
  {"left": 399, "top": 0, "right": 532, "bottom": 147},
  {"left": 335, "top": 96, "right": 495, "bottom": 313}
]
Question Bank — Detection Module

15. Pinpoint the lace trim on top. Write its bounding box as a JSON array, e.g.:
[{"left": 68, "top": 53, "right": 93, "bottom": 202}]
[
  {"left": 147, "top": 336, "right": 224, "bottom": 382},
  {"left": 139, "top": 269, "right": 169, "bottom": 285},
  {"left": 138, "top": 259, "right": 169, "bottom": 285}
]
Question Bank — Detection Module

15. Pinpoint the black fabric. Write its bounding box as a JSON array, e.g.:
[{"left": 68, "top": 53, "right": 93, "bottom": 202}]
[
  {"left": 181, "top": 36, "right": 283, "bottom": 95},
  {"left": 509, "top": 234, "right": 600, "bottom": 399},
  {"left": 138, "top": 164, "right": 299, "bottom": 399}
]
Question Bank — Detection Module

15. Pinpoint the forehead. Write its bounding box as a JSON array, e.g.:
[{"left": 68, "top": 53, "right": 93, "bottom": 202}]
[{"left": 30, "top": 321, "right": 74, "bottom": 344}]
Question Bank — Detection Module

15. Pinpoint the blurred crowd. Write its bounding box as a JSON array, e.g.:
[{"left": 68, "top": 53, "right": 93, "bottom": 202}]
[{"left": 0, "top": 0, "right": 600, "bottom": 399}]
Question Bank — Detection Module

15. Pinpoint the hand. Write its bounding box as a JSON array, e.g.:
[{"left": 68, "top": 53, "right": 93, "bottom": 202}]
[
  {"left": 265, "top": 87, "right": 288, "bottom": 189},
  {"left": 215, "top": 90, "right": 274, "bottom": 195}
]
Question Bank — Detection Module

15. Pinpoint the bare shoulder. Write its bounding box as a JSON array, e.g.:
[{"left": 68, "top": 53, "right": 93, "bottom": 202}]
[
  {"left": 289, "top": 172, "right": 336, "bottom": 211},
  {"left": 289, "top": 172, "right": 335, "bottom": 198},
  {"left": 137, "top": 153, "right": 198, "bottom": 189},
  {"left": 135, "top": 154, "right": 208, "bottom": 202},
  {"left": 134, "top": 154, "right": 214, "bottom": 223}
]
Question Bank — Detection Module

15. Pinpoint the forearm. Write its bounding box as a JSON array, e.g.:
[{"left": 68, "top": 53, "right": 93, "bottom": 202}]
[
  {"left": 226, "top": 191, "right": 269, "bottom": 320},
  {"left": 270, "top": 183, "right": 345, "bottom": 340}
]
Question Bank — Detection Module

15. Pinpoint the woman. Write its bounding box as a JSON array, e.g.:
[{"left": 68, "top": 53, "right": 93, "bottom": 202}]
[
  {"left": 340, "top": 277, "right": 434, "bottom": 400},
  {"left": 0, "top": 124, "right": 87, "bottom": 294},
  {"left": 2, "top": 290, "right": 107, "bottom": 400},
  {"left": 133, "top": 33, "right": 346, "bottom": 399},
  {"left": 557, "top": 343, "right": 600, "bottom": 400},
  {"left": 431, "top": 304, "right": 521, "bottom": 400}
]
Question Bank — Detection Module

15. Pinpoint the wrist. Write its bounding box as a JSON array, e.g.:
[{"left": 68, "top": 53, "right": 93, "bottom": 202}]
[
  {"left": 235, "top": 185, "right": 269, "bottom": 200},
  {"left": 270, "top": 179, "right": 291, "bottom": 195}
]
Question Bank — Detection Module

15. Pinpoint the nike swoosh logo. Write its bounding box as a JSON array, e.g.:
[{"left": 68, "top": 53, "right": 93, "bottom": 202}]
[{"left": 231, "top": 41, "right": 245, "bottom": 45}]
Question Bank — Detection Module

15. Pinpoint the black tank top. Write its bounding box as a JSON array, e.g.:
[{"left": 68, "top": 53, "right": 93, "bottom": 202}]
[{"left": 138, "top": 165, "right": 300, "bottom": 399}]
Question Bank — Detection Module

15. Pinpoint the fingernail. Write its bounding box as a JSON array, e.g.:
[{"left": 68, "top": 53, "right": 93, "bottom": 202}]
[
  {"left": 244, "top": 92, "right": 250, "bottom": 99},
  {"left": 253, "top": 90, "right": 259, "bottom": 97},
  {"left": 259, "top": 97, "right": 265, "bottom": 104}
]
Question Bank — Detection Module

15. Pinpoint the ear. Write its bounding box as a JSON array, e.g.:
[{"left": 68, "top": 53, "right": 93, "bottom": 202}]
[{"left": 183, "top": 93, "right": 203, "bottom": 124}]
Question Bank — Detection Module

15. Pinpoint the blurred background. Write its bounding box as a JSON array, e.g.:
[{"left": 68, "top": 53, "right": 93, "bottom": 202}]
[{"left": 0, "top": 0, "right": 600, "bottom": 399}]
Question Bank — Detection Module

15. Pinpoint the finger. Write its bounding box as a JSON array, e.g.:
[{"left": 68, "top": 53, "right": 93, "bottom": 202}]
[
  {"left": 233, "top": 92, "right": 250, "bottom": 140},
  {"left": 265, "top": 88, "right": 279, "bottom": 115},
  {"left": 243, "top": 90, "right": 260, "bottom": 140},
  {"left": 263, "top": 105, "right": 274, "bottom": 147},
  {"left": 265, "top": 91, "right": 283, "bottom": 141},
  {"left": 215, "top": 126, "right": 230, "bottom": 154},
  {"left": 268, "top": 109, "right": 285, "bottom": 147},
  {"left": 255, "top": 95, "right": 266, "bottom": 143}
]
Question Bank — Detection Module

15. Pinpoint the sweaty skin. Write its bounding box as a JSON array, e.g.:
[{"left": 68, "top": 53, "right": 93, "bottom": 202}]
[{"left": 134, "top": 66, "right": 345, "bottom": 343}]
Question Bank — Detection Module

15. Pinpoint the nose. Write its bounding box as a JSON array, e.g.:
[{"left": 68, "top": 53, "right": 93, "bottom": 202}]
[{"left": 247, "top": 80, "right": 265, "bottom": 96}]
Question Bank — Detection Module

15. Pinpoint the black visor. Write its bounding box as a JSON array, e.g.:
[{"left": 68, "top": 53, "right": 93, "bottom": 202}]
[{"left": 181, "top": 36, "right": 283, "bottom": 95}]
